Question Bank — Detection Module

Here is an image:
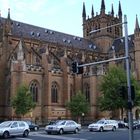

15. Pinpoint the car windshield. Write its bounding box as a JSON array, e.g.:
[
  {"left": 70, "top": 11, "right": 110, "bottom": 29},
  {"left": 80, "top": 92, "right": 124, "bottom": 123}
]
[
  {"left": 55, "top": 120, "right": 66, "bottom": 125},
  {"left": 25, "top": 121, "right": 32, "bottom": 125},
  {"left": 0, "top": 121, "right": 12, "bottom": 127},
  {"left": 96, "top": 120, "right": 105, "bottom": 124}
]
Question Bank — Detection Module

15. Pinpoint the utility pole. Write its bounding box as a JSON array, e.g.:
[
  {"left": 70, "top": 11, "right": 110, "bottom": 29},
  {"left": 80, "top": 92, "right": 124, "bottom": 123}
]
[
  {"left": 124, "top": 15, "right": 133, "bottom": 140},
  {"left": 73, "top": 15, "right": 133, "bottom": 140}
]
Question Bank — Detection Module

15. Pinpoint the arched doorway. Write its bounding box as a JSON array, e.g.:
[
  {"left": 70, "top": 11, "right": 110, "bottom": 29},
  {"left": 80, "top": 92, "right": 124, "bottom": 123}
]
[{"left": 135, "top": 109, "right": 140, "bottom": 120}]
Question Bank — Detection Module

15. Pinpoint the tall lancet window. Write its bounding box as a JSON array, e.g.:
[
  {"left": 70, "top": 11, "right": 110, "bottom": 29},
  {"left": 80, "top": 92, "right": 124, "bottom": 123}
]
[
  {"left": 84, "top": 83, "right": 90, "bottom": 102},
  {"left": 29, "top": 80, "right": 39, "bottom": 102},
  {"left": 51, "top": 81, "right": 58, "bottom": 103}
]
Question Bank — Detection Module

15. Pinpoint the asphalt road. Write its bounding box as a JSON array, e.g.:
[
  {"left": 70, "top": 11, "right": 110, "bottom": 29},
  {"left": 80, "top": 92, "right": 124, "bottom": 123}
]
[{"left": 2, "top": 128, "right": 140, "bottom": 140}]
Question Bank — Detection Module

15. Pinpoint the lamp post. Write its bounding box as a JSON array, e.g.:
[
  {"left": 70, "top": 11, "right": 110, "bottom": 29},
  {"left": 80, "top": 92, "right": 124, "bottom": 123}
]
[
  {"left": 89, "top": 15, "right": 133, "bottom": 140},
  {"left": 82, "top": 113, "right": 85, "bottom": 125}
]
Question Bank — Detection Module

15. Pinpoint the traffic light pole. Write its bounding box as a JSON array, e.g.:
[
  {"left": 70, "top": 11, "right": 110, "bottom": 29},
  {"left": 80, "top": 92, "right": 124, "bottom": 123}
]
[
  {"left": 124, "top": 15, "right": 133, "bottom": 140},
  {"left": 78, "top": 15, "right": 133, "bottom": 140}
]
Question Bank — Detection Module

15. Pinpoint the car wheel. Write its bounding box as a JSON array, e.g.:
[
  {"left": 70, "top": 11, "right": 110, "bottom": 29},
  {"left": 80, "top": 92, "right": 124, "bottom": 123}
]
[
  {"left": 3, "top": 131, "right": 9, "bottom": 139},
  {"left": 59, "top": 129, "right": 64, "bottom": 135},
  {"left": 34, "top": 126, "right": 38, "bottom": 131},
  {"left": 47, "top": 132, "right": 51, "bottom": 134},
  {"left": 23, "top": 130, "right": 29, "bottom": 137},
  {"left": 112, "top": 126, "right": 116, "bottom": 131},
  {"left": 99, "top": 127, "right": 103, "bottom": 132},
  {"left": 74, "top": 128, "right": 79, "bottom": 134}
]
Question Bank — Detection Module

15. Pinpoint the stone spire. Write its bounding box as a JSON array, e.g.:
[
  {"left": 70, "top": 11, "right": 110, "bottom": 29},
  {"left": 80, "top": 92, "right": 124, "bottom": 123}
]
[
  {"left": 82, "top": 2, "right": 86, "bottom": 21},
  {"left": 91, "top": 5, "right": 94, "bottom": 18},
  {"left": 118, "top": 1, "right": 122, "bottom": 19},
  {"left": 135, "top": 15, "right": 140, "bottom": 32},
  {"left": 17, "top": 40, "right": 24, "bottom": 61},
  {"left": 111, "top": 4, "right": 114, "bottom": 16},
  {"left": 7, "top": 8, "right": 10, "bottom": 20},
  {"left": 100, "top": 0, "right": 105, "bottom": 14}
]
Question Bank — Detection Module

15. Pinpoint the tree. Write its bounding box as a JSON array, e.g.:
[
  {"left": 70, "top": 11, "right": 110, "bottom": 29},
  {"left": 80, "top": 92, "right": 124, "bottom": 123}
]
[
  {"left": 11, "top": 84, "right": 36, "bottom": 118},
  {"left": 98, "top": 66, "right": 140, "bottom": 118},
  {"left": 66, "top": 91, "right": 90, "bottom": 123}
]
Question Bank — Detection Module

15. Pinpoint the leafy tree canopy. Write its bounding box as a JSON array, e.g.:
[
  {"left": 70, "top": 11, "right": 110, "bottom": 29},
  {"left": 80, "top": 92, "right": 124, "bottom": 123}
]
[
  {"left": 11, "top": 84, "right": 36, "bottom": 117},
  {"left": 66, "top": 91, "right": 90, "bottom": 117},
  {"left": 98, "top": 66, "right": 140, "bottom": 111}
]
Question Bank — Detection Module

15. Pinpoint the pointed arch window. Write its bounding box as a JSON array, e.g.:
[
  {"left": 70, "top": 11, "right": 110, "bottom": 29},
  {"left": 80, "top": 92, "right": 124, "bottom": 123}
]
[
  {"left": 84, "top": 83, "right": 90, "bottom": 102},
  {"left": 70, "top": 84, "right": 74, "bottom": 101},
  {"left": 51, "top": 82, "right": 58, "bottom": 103},
  {"left": 29, "top": 80, "right": 39, "bottom": 102}
]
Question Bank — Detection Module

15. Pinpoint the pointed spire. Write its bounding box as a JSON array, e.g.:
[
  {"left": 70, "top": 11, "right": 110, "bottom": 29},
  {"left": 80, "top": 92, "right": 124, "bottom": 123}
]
[
  {"left": 111, "top": 4, "right": 114, "bottom": 16},
  {"left": 0, "top": 10, "right": 1, "bottom": 17},
  {"left": 135, "top": 15, "right": 140, "bottom": 32},
  {"left": 17, "top": 39, "right": 24, "bottom": 61},
  {"left": 100, "top": 0, "right": 105, "bottom": 14},
  {"left": 91, "top": 5, "right": 94, "bottom": 18},
  {"left": 7, "top": 8, "right": 10, "bottom": 20},
  {"left": 118, "top": 1, "right": 122, "bottom": 18},
  {"left": 64, "top": 48, "right": 67, "bottom": 58},
  {"left": 82, "top": 2, "right": 86, "bottom": 21}
]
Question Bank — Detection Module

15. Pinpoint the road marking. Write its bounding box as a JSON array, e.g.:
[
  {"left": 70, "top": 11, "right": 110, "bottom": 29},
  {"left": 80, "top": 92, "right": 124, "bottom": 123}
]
[
  {"left": 15, "top": 138, "right": 33, "bottom": 140},
  {"left": 30, "top": 133, "right": 87, "bottom": 140}
]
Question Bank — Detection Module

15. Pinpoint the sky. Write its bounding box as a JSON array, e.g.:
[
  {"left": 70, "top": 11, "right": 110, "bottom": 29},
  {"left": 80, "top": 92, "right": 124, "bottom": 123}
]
[{"left": 0, "top": 0, "right": 139, "bottom": 37}]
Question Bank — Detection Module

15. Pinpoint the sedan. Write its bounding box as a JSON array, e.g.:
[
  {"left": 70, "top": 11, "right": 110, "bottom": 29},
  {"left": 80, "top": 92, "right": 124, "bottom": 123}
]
[
  {"left": 0, "top": 120, "right": 30, "bottom": 139},
  {"left": 45, "top": 120, "right": 81, "bottom": 135},
  {"left": 25, "top": 120, "right": 39, "bottom": 131},
  {"left": 88, "top": 119, "right": 118, "bottom": 132}
]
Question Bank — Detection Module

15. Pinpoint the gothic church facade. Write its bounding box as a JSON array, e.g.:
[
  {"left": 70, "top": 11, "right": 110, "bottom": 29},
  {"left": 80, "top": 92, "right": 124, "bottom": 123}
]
[{"left": 0, "top": 0, "right": 140, "bottom": 123}]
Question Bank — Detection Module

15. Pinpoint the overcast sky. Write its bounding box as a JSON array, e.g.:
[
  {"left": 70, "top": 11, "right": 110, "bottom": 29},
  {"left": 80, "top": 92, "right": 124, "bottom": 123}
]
[{"left": 0, "top": 0, "right": 139, "bottom": 37}]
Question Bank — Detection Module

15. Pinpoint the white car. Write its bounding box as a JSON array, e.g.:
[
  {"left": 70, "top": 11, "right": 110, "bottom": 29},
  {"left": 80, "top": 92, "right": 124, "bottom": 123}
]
[
  {"left": 88, "top": 119, "right": 118, "bottom": 132},
  {"left": 45, "top": 120, "right": 81, "bottom": 134},
  {"left": 0, "top": 121, "right": 30, "bottom": 139}
]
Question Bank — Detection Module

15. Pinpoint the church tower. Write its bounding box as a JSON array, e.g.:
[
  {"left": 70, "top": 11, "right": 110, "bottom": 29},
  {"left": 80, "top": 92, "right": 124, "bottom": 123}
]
[
  {"left": 134, "top": 15, "right": 140, "bottom": 80},
  {"left": 82, "top": 0, "right": 123, "bottom": 53}
]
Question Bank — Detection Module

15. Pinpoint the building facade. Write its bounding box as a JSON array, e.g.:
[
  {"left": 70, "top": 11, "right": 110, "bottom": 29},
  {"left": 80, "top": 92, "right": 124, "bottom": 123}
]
[{"left": 0, "top": 0, "right": 140, "bottom": 123}]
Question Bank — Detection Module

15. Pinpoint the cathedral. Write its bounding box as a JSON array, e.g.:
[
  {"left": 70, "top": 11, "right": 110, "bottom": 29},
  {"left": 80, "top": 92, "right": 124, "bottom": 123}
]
[{"left": 0, "top": 0, "right": 140, "bottom": 124}]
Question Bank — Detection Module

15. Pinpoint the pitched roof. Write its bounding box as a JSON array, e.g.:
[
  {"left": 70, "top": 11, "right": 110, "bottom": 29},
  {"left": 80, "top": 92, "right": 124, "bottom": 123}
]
[
  {"left": 1, "top": 17, "right": 100, "bottom": 52},
  {"left": 108, "top": 34, "right": 134, "bottom": 53}
]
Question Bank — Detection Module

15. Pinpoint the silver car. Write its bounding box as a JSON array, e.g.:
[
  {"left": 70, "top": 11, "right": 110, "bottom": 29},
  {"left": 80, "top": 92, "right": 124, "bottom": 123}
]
[
  {"left": 0, "top": 121, "right": 30, "bottom": 138},
  {"left": 45, "top": 120, "right": 81, "bottom": 134}
]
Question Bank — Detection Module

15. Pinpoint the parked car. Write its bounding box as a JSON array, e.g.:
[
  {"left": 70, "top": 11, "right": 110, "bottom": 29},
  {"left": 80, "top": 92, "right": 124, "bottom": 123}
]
[
  {"left": 0, "top": 120, "right": 30, "bottom": 139},
  {"left": 45, "top": 120, "right": 81, "bottom": 135},
  {"left": 117, "top": 120, "right": 126, "bottom": 128},
  {"left": 126, "top": 120, "right": 140, "bottom": 130},
  {"left": 24, "top": 120, "right": 39, "bottom": 131},
  {"left": 88, "top": 119, "right": 118, "bottom": 132}
]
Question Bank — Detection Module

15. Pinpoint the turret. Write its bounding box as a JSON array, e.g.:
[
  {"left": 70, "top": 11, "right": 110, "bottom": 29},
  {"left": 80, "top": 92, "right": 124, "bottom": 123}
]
[
  {"left": 134, "top": 15, "right": 140, "bottom": 80},
  {"left": 118, "top": 1, "right": 122, "bottom": 20},
  {"left": 134, "top": 15, "right": 140, "bottom": 33},
  {"left": 111, "top": 4, "right": 114, "bottom": 16},
  {"left": 4, "top": 8, "right": 12, "bottom": 35},
  {"left": 17, "top": 40, "right": 24, "bottom": 61},
  {"left": 91, "top": 5, "right": 94, "bottom": 18},
  {"left": 82, "top": 2, "right": 86, "bottom": 22},
  {"left": 100, "top": 0, "right": 105, "bottom": 15}
]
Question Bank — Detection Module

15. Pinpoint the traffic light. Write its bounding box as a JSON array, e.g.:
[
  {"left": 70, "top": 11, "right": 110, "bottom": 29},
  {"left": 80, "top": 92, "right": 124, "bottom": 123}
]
[
  {"left": 131, "top": 85, "right": 135, "bottom": 100},
  {"left": 71, "top": 62, "right": 84, "bottom": 74},
  {"left": 72, "top": 62, "right": 78, "bottom": 73},
  {"left": 119, "top": 86, "right": 127, "bottom": 100},
  {"left": 77, "top": 63, "right": 83, "bottom": 74},
  {"left": 118, "top": 85, "right": 135, "bottom": 100}
]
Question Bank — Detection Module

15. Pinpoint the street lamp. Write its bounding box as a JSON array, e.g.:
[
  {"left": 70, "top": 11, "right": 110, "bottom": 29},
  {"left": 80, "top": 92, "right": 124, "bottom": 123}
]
[
  {"left": 89, "top": 15, "right": 133, "bottom": 140},
  {"left": 82, "top": 113, "right": 85, "bottom": 125}
]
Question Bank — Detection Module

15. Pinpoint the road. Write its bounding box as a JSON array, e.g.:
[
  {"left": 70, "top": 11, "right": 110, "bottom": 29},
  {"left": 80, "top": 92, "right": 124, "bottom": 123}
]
[{"left": 2, "top": 128, "right": 140, "bottom": 140}]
